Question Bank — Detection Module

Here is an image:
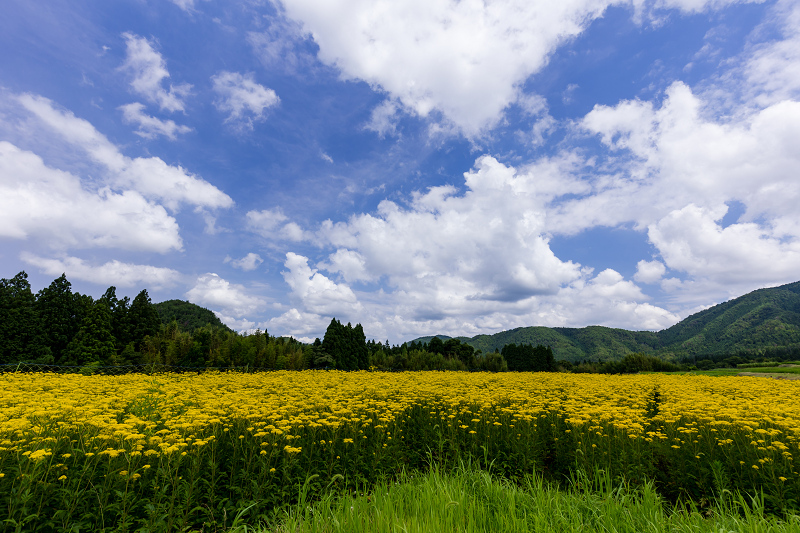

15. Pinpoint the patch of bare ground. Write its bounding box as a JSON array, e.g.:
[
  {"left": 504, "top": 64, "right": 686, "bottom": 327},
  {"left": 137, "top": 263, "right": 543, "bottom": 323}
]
[{"left": 737, "top": 372, "right": 800, "bottom": 380}]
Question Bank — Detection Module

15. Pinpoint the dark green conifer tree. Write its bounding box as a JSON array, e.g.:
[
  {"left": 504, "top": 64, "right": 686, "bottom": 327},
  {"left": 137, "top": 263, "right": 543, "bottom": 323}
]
[
  {"left": 322, "top": 318, "right": 369, "bottom": 370},
  {"left": 35, "top": 274, "right": 80, "bottom": 363},
  {"left": 340, "top": 322, "right": 358, "bottom": 370},
  {"left": 128, "top": 289, "right": 160, "bottom": 350},
  {"left": 63, "top": 300, "right": 117, "bottom": 366},
  {"left": 353, "top": 323, "right": 369, "bottom": 369},
  {"left": 101, "top": 286, "right": 131, "bottom": 352},
  {"left": 0, "top": 272, "right": 52, "bottom": 364},
  {"left": 322, "top": 318, "right": 345, "bottom": 369}
]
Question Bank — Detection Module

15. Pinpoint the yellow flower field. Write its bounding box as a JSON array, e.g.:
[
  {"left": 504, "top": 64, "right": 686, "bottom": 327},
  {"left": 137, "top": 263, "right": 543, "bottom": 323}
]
[{"left": 1, "top": 371, "right": 798, "bottom": 531}]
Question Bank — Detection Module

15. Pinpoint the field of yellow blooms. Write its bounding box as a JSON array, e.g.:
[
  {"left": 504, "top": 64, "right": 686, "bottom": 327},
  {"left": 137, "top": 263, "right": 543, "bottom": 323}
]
[{"left": 1, "top": 370, "right": 799, "bottom": 531}]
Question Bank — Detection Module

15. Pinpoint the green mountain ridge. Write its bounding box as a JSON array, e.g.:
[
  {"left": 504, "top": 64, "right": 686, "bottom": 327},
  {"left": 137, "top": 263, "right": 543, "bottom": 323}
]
[
  {"left": 412, "top": 281, "right": 800, "bottom": 362},
  {"left": 153, "top": 300, "right": 233, "bottom": 333}
]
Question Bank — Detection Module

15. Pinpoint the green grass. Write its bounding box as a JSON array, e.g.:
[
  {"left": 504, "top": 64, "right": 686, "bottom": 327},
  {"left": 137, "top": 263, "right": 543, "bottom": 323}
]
[
  {"left": 738, "top": 366, "right": 800, "bottom": 374},
  {"left": 684, "top": 364, "right": 800, "bottom": 377},
  {"left": 244, "top": 466, "right": 800, "bottom": 533}
]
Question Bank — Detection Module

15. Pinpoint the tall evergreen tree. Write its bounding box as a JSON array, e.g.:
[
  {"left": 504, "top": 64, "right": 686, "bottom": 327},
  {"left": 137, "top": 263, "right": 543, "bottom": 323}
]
[
  {"left": 0, "top": 272, "right": 52, "bottom": 364},
  {"left": 101, "top": 286, "right": 131, "bottom": 351},
  {"left": 321, "top": 318, "right": 344, "bottom": 369},
  {"left": 341, "top": 322, "right": 358, "bottom": 370},
  {"left": 35, "top": 274, "right": 80, "bottom": 363},
  {"left": 113, "top": 296, "right": 131, "bottom": 349},
  {"left": 353, "top": 323, "right": 369, "bottom": 369},
  {"left": 311, "top": 337, "right": 334, "bottom": 368},
  {"left": 63, "top": 300, "right": 117, "bottom": 366},
  {"left": 128, "top": 289, "right": 160, "bottom": 350},
  {"left": 321, "top": 318, "right": 368, "bottom": 370}
]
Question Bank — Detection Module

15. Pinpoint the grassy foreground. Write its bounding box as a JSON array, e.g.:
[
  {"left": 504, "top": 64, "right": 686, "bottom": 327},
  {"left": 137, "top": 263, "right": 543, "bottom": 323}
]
[{"left": 253, "top": 466, "right": 800, "bottom": 533}]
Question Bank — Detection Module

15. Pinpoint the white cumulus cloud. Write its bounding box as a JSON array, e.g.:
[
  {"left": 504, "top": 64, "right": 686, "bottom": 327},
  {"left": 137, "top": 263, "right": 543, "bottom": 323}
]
[
  {"left": 120, "top": 33, "right": 192, "bottom": 113},
  {"left": 0, "top": 141, "right": 182, "bottom": 253},
  {"left": 318, "top": 155, "right": 583, "bottom": 311},
  {"left": 20, "top": 253, "right": 181, "bottom": 288},
  {"left": 266, "top": 308, "right": 332, "bottom": 341},
  {"left": 18, "top": 93, "right": 232, "bottom": 211},
  {"left": 276, "top": 0, "right": 761, "bottom": 136},
  {"left": 559, "top": 52, "right": 800, "bottom": 303},
  {"left": 246, "top": 208, "right": 310, "bottom": 241},
  {"left": 185, "top": 273, "right": 266, "bottom": 318},
  {"left": 119, "top": 102, "right": 192, "bottom": 140},
  {"left": 261, "top": 155, "right": 680, "bottom": 341},
  {"left": 634, "top": 260, "right": 667, "bottom": 284},
  {"left": 212, "top": 71, "right": 280, "bottom": 128},
  {"left": 282, "top": 252, "right": 362, "bottom": 317},
  {"left": 224, "top": 253, "right": 264, "bottom": 271},
  {"left": 648, "top": 204, "right": 800, "bottom": 286}
]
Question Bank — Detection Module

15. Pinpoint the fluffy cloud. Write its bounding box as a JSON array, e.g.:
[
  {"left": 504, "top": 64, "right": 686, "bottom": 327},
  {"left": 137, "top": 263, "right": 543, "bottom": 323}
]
[
  {"left": 185, "top": 273, "right": 266, "bottom": 317},
  {"left": 0, "top": 141, "right": 182, "bottom": 252},
  {"left": 317, "top": 249, "right": 371, "bottom": 283},
  {"left": 740, "top": 0, "right": 800, "bottom": 107},
  {"left": 212, "top": 71, "right": 280, "bottom": 127},
  {"left": 266, "top": 308, "right": 332, "bottom": 342},
  {"left": 258, "top": 155, "right": 678, "bottom": 340},
  {"left": 120, "top": 33, "right": 192, "bottom": 113},
  {"left": 224, "top": 253, "right": 264, "bottom": 271},
  {"left": 18, "top": 94, "right": 232, "bottom": 211},
  {"left": 649, "top": 204, "right": 800, "bottom": 286},
  {"left": 546, "top": 269, "right": 680, "bottom": 331},
  {"left": 20, "top": 253, "right": 180, "bottom": 288},
  {"left": 119, "top": 103, "right": 192, "bottom": 140},
  {"left": 364, "top": 100, "right": 400, "bottom": 138},
  {"left": 276, "top": 0, "right": 761, "bottom": 136},
  {"left": 266, "top": 263, "right": 678, "bottom": 343},
  {"left": 634, "top": 260, "right": 666, "bottom": 284},
  {"left": 246, "top": 208, "right": 309, "bottom": 241},
  {"left": 246, "top": 208, "right": 288, "bottom": 233},
  {"left": 282, "top": 252, "right": 362, "bottom": 316},
  {"left": 277, "top": 0, "right": 615, "bottom": 135},
  {"left": 576, "top": 83, "right": 800, "bottom": 229},
  {"left": 556, "top": 50, "right": 800, "bottom": 303},
  {"left": 213, "top": 313, "right": 257, "bottom": 331},
  {"left": 318, "top": 155, "right": 583, "bottom": 309}
]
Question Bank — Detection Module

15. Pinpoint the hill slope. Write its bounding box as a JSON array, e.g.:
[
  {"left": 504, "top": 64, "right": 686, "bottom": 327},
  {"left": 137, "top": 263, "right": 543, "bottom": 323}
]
[
  {"left": 153, "top": 300, "right": 233, "bottom": 332},
  {"left": 411, "top": 281, "right": 800, "bottom": 361},
  {"left": 658, "top": 281, "right": 800, "bottom": 356}
]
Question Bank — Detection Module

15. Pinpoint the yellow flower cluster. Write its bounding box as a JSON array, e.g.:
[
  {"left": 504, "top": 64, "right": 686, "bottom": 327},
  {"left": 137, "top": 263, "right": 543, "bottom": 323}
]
[{"left": 0, "top": 371, "right": 798, "bottom": 482}]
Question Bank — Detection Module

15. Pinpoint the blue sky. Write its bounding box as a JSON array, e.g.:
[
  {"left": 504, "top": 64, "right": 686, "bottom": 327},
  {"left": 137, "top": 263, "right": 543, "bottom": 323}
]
[{"left": 2, "top": 0, "right": 799, "bottom": 343}]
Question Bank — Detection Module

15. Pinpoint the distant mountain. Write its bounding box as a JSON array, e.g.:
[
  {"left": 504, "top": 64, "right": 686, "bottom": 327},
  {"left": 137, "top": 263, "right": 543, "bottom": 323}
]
[
  {"left": 153, "top": 300, "right": 233, "bottom": 332},
  {"left": 658, "top": 280, "right": 800, "bottom": 356},
  {"left": 411, "top": 281, "right": 800, "bottom": 362},
  {"left": 412, "top": 335, "right": 455, "bottom": 344}
]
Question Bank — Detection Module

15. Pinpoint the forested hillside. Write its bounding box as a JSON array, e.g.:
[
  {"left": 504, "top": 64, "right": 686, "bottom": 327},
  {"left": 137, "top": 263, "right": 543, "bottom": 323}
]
[
  {"left": 153, "top": 300, "right": 232, "bottom": 332},
  {"left": 413, "top": 281, "right": 800, "bottom": 362},
  {"left": 658, "top": 281, "right": 800, "bottom": 356}
]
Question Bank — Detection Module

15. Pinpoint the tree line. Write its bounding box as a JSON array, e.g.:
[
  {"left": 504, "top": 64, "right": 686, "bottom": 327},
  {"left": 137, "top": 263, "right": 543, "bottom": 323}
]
[
  {"left": 2, "top": 270, "right": 692, "bottom": 374},
  {"left": 1, "top": 271, "right": 162, "bottom": 366}
]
